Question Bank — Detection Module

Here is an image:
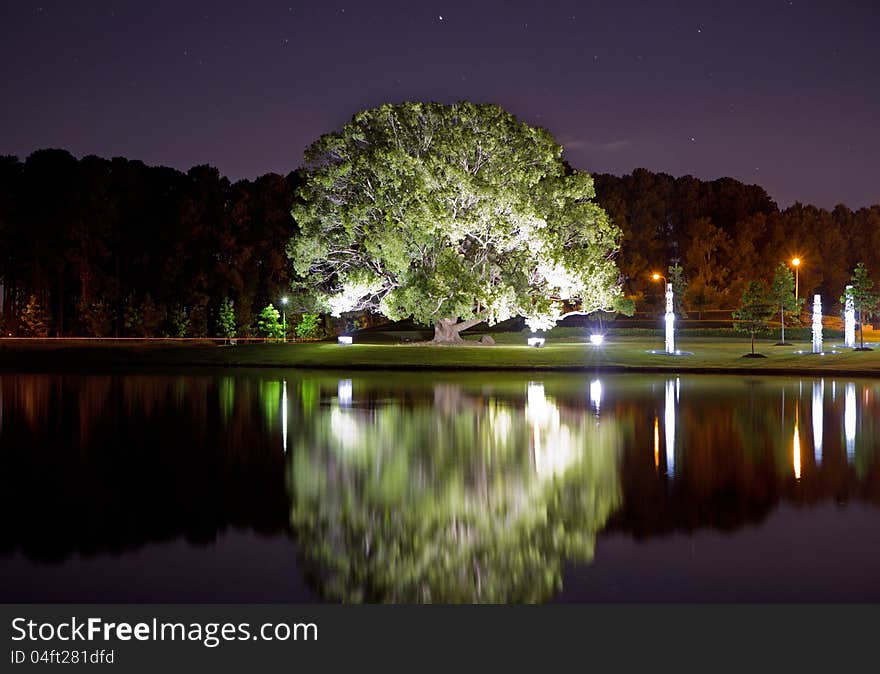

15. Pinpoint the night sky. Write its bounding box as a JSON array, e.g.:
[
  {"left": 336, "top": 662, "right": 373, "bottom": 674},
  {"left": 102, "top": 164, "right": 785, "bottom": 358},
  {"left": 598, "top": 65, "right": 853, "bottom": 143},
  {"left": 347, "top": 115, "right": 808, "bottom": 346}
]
[{"left": 2, "top": 1, "right": 878, "bottom": 208}]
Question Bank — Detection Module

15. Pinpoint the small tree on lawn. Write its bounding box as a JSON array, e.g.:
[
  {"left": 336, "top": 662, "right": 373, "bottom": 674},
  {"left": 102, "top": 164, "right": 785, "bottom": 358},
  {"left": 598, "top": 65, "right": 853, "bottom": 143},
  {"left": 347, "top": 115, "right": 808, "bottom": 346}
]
[
  {"left": 668, "top": 261, "right": 688, "bottom": 318},
  {"left": 257, "top": 304, "right": 284, "bottom": 341},
  {"left": 218, "top": 297, "right": 237, "bottom": 342},
  {"left": 170, "top": 305, "right": 189, "bottom": 338},
  {"left": 295, "top": 313, "right": 322, "bottom": 339},
  {"left": 20, "top": 294, "right": 50, "bottom": 337},
  {"left": 844, "top": 262, "right": 880, "bottom": 350},
  {"left": 767, "top": 262, "right": 802, "bottom": 344},
  {"left": 733, "top": 281, "right": 775, "bottom": 356}
]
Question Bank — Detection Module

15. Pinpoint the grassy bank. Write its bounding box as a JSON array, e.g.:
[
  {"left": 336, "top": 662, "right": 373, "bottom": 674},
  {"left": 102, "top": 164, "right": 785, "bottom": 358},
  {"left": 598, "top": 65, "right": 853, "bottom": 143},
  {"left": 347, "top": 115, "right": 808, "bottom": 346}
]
[{"left": 3, "top": 334, "right": 880, "bottom": 376}]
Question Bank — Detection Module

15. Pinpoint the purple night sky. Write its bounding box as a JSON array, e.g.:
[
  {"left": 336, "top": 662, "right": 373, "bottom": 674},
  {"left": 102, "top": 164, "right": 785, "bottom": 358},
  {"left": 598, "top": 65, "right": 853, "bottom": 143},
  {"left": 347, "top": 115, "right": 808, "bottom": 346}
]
[{"left": 1, "top": 0, "right": 878, "bottom": 208}]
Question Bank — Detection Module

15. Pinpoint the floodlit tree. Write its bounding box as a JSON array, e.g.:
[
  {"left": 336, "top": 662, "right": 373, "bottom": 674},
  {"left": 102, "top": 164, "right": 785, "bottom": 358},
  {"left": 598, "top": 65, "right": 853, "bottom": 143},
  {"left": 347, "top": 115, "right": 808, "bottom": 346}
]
[
  {"left": 289, "top": 101, "right": 629, "bottom": 344},
  {"left": 295, "top": 313, "right": 321, "bottom": 339},
  {"left": 257, "top": 304, "right": 284, "bottom": 340},
  {"left": 20, "top": 294, "right": 50, "bottom": 337},
  {"left": 767, "top": 262, "right": 802, "bottom": 344},
  {"left": 843, "top": 262, "right": 879, "bottom": 350},
  {"left": 732, "top": 281, "right": 775, "bottom": 356},
  {"left": 217, "top": 297, "right": 236, "bottom": 342}
]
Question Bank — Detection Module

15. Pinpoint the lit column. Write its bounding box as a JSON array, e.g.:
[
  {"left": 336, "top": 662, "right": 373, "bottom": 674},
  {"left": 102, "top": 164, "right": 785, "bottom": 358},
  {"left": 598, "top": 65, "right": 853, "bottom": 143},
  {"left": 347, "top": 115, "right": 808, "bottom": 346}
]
[
  {"left": 844, "top": 285, "right": 856, "bottom": 348},
  {"left": 811, "top": 294, "right": 822, "bottom": 354},
  {"left": 665, "top": 282, "right": 675, "bottom": 354}
]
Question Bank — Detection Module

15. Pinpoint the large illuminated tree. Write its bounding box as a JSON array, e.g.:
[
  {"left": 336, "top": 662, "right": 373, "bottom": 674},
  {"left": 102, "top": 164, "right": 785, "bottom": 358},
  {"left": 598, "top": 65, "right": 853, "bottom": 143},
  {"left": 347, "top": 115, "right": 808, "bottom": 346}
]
[{"left": 289, "top": 102, "right": 628, "bottom": 343}]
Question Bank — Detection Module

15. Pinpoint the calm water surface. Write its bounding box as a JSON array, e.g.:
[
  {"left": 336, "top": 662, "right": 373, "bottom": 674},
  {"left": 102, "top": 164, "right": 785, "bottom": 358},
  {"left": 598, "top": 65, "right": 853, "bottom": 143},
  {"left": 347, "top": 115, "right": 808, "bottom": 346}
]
[{"left": 1, "top": 371, "right": 879, "bottom": 603}]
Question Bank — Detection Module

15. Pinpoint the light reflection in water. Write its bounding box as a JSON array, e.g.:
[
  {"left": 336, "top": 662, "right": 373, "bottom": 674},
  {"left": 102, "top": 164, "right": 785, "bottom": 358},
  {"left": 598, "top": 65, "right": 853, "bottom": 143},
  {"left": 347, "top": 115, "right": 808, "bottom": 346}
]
[
  {"left": 793, "top": 413, "right": 801, "bottom": 480},
  {"left": 527, "top": 382, "right": 576, "bottom": 477},
  {"left": 845, "top": 382, "right": 856, "bottom": 461},
  {"left": 664, "top": 379, "right": 676, "bottom": 477},
  {"left": 338, "top": 379, "right": 352, "bottom": 408},
  {"left": 282, "top": 380, "right": 288, "bottom": 453},
  {"left": 590, "top": 379, "right": 602, "bottom": 416},
  {"left": 812, "top": 380, "right": 823, "bottom": 464},
  {"left": 653, "top": 415, "right": 659, "bottom": 472},
  {"left": 288, "top": 377, "right": 625, "bottom": 602}
]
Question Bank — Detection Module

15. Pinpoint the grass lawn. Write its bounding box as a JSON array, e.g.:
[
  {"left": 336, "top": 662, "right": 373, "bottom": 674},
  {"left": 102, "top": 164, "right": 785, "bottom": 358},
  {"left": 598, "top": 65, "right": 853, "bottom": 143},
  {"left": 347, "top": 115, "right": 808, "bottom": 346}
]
[{"left": 3, "top": 333, "right": 880, "bottom": 376}]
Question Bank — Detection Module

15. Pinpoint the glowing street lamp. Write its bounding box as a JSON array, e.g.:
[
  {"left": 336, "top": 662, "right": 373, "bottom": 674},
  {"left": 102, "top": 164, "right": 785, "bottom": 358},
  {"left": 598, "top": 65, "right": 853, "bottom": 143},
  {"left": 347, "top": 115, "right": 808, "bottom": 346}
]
[
  {"left": 281, "top": 296, "right": 289, "bottom": 342},
  {"left": 791, "top": 257, "right": 801, "bottom": 303}
]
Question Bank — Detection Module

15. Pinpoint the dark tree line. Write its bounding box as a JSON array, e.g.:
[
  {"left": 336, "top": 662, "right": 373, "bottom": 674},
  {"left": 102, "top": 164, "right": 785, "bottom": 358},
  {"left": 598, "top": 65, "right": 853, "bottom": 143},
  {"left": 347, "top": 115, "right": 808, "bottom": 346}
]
[
  {"left": 1, "top": 151, "right": 878, "bottom": 336},
  {"left": 594, "top": 168, "right": 880, "bottom": 315},
  {"left": 0, "top": 149, "right": 298, "bottom": 336}
]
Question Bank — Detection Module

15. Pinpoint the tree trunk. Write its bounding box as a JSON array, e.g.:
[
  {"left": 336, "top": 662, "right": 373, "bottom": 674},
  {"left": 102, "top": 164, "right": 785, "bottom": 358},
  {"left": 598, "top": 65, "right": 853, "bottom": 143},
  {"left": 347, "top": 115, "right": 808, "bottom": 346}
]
[
  {"left": 780, "top": 303, "right": 785, "bottom": 343},
  {"left": 751, "top": 332, "right": 755, "bottom": 355},
  {"left": 860, "top": 309, "right": 864, "bottom": 349},
  {"left": 431, "top": 317, "right": 484, "bottom": 344},
  {"left": 433, "top": 318, "right": 465, "bottom": 344}
]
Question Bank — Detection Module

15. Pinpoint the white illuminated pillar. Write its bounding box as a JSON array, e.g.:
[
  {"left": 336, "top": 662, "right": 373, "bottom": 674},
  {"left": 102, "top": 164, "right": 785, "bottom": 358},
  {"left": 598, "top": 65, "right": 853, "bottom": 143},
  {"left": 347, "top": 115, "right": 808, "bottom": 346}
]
[
  {"left": 664, "top": 379, "right": 676, "bottom": 477},
  {"left": 812, "top": 380, "right": 823, "bottom": 465},
  {"left": 845, "top": 382, "right": 856, "bottom": 461},
  {"left": 812, "top": 294, "right": 823, "bottom": 354},
  {"left": 844, "top": 285, "right": 856, "bottom": 348},
  {"left": 665, "top": 283, "right": 675, "bottom": 354}
]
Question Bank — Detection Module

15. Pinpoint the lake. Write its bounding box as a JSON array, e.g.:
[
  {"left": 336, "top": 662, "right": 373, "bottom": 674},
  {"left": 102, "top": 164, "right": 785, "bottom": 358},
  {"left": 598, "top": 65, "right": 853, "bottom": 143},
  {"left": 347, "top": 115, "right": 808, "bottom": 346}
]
[{"left": 1, "top": 370, "right": 879, "bottom": 603}]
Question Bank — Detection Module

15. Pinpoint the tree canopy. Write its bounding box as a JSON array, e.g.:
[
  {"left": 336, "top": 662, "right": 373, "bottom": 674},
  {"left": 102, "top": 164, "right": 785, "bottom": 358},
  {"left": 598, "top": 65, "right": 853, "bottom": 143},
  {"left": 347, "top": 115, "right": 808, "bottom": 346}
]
[{"left": 289, "top": 102, "right": 627, "bottom": 342}]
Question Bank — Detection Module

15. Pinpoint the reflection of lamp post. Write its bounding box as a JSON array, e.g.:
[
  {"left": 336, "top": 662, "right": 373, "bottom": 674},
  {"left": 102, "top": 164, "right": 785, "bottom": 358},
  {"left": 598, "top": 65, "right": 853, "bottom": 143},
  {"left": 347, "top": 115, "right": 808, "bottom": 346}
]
[{"left": 281, "top": 296, "right": 288, "bottom": 342}]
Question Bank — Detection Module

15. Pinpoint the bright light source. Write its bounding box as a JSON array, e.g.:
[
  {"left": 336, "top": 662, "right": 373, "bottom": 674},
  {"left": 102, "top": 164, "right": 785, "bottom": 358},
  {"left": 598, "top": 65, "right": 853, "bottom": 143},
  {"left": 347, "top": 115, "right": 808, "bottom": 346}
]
[
  {"left": 589, "top": 334, "right": 604, "bottom": 346},
  {"left": 281, "top": 296, "right": 289, "bottom": 304},
  {"left": 338, "top": 335, "right": 353, "bottom": 345},
  {"left": 652, "top": 273, "right": 661, "bottom": 281},
  {"left": 527, "top": 337, "right": 545, "bottom": 347},
  {"left": 792, "top": 257, "right": 801, "bottom": 267}
]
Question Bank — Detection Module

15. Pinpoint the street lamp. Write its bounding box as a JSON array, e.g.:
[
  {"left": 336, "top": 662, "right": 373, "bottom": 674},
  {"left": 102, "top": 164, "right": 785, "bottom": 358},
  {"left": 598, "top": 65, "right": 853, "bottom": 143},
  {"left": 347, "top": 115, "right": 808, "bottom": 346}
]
[
  {"left": 791, "top": 258, "right": 801, "bottom": 301},
  {"left": 281, "top": 296, "right": 288, "bottom": 342}
]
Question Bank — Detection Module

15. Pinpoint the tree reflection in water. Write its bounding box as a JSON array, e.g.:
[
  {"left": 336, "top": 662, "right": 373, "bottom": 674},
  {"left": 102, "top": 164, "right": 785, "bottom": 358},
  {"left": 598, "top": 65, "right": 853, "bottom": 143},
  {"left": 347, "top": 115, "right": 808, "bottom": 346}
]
[{"left": 288, "top": 379, "right": 624, "bottom": 603}]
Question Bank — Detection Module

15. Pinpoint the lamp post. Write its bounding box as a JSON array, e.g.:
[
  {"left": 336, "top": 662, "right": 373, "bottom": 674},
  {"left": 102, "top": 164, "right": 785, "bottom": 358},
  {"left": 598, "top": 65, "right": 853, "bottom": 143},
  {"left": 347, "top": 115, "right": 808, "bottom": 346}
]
[
  {"left": 281, "top": 296, "right": 288, "bottom": 342},
  {"left": 791, "top": 257, "right": 801, "bottom": 303}
]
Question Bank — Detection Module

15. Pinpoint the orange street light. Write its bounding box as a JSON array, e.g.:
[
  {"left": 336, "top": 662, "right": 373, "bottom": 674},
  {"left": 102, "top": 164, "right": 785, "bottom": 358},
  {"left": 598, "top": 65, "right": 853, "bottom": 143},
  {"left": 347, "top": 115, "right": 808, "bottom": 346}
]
[{"left": 791, "top": 257, "right": 801, "bottom": 301}]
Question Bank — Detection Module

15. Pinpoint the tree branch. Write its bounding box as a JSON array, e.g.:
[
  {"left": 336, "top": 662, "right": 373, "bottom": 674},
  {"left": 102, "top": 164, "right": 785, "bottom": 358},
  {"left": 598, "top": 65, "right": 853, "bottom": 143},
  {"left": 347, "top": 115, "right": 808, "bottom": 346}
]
[{"left": 453, "top": 316, "right": 485, "bottom": 332}]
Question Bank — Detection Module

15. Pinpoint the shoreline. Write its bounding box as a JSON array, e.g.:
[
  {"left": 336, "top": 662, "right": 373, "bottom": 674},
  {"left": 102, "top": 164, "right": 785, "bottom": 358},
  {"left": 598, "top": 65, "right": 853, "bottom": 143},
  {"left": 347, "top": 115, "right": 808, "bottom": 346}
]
[{"left": 3, "top": 337, "right": 880, "bottom": 378}]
